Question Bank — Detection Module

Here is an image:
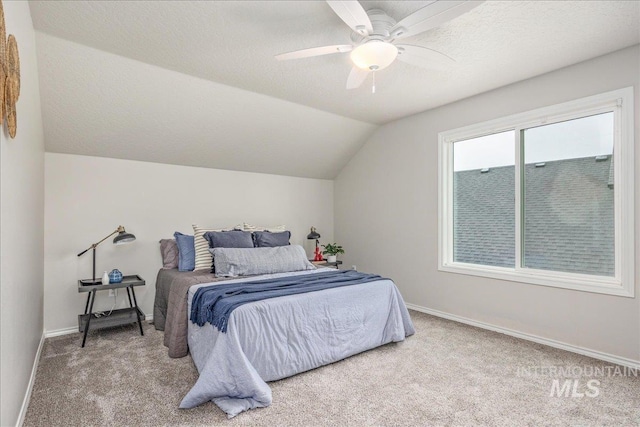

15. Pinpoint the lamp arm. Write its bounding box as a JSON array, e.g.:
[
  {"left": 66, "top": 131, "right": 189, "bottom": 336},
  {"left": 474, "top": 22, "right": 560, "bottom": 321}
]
[
  {"left": 77, "top": 247, "right": 92, "bottom": 257},
  {"left": 76, "top": 228, "right": 121, "bottom": 257}
]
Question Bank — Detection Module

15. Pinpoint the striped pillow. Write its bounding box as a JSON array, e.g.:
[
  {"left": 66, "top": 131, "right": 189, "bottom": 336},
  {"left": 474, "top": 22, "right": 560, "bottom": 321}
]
[{"left": 192, "top": 224, "right": 232, "bottom": 271}]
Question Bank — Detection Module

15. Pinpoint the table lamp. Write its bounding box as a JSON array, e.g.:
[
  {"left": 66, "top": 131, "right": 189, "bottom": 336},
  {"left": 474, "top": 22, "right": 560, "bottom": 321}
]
[
  {"left": 77, "top": 225, "right": 136, "bottom": 285},
  {"left": 307, "top": 226, "right": 323, "bottom": 261}
]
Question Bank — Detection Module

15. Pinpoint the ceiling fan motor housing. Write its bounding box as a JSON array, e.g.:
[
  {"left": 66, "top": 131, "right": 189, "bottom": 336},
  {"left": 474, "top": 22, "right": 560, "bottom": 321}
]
[{"left": 350, "top": 9, "right": 397, "bottom": 43}]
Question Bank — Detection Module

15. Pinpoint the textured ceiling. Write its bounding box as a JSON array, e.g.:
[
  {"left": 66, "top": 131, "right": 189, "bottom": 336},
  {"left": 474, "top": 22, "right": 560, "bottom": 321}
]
[
  {"left": 29, "top": 1, "right": 640, "bottom": 178},
  {"left": 35, "top": 33, "right": 376, "bottom": 179}
]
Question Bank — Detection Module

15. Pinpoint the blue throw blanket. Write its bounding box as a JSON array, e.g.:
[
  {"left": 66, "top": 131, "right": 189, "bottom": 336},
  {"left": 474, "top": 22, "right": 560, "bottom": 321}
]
[{"left": 190, "top": 270, "right": 384, "bottom": 332}]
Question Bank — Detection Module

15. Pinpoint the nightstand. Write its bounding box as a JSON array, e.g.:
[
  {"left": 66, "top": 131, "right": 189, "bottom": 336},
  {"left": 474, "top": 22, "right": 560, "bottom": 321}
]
[
  {"left": 77, "top": 275, "right": 146, "bottom": 347},
  {"left": 312, "top": 260, "right": 343, "bottom": 269}
]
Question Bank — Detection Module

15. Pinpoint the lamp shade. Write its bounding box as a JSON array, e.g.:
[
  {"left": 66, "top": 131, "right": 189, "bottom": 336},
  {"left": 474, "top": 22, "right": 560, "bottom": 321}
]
[
  {"left": 113, "top": 227, "right": 136, "bottom": 245},
  {"left": 307, "top": 226, "right": 321, "bottom": 240},
  {"left": 350, "top": 41, "right": 398, "bottom": 71}
]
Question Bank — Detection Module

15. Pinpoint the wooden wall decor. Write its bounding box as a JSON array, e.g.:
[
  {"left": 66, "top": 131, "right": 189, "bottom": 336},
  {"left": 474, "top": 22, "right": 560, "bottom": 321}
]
[
  {"left": 0, "top": 0, "right": 20, "bottom": 138},
  {"left": 0, "top": 0, "right": 6, "bottom": 126},
  {"left": 5, "top": 34, "right": 19, "bottom": 138}
]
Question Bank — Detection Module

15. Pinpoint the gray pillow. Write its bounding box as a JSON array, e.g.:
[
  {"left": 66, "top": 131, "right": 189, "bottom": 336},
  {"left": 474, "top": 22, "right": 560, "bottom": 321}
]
[
  {"left": 204, "top": 230, "right": 254, "bottom": 249},
  {"left": 253, "top": 231, "right": 291, "bottom": 247},
  {"left": 211, "top": 245, "right": 316, "bottom": 277},
  {"left": 159, "top": 239, "right": 179, "bottom": 269}
]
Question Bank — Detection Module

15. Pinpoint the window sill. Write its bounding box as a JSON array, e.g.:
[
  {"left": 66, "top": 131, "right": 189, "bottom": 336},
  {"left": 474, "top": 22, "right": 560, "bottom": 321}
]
[{"left": 439, "top": 262, "right": 634, "bottom": 297}]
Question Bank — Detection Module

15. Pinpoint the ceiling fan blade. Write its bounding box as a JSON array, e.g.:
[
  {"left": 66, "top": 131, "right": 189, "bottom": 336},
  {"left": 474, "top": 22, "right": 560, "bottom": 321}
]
[
  {"left": 275, "top": 44, "right": 353, "bottom": 61},
  {"left": 390, "top": 1, "right": 484, "bottom": 40},
  {"left": 346, "top": 66, "right": 369, "bottom": 89},
  {"left": 395, "top": 45, "right": 455, "bottom": 71},
  {"left": 326, "top": 1, "right": 373, "bottom": 36}
]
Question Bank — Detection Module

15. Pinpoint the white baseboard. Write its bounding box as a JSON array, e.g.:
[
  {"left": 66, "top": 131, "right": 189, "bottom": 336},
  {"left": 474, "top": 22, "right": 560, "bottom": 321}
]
[
  {"left": 44, "top": 326, "right": 77, "bottom": 338},
  {"left": 16, "top": 332, "right": 45, "bottom": 427},
  {"left": 405, "top": 303, "right": 640, "bottom": 370},
  {"left": 44, "top": 314, "right": 154, "bottom": 338}
]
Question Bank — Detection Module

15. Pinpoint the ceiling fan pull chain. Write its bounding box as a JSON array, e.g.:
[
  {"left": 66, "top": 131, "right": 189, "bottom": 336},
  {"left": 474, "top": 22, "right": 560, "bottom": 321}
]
[{"left": 372, "top": 70, "right": 376, "bottom": 94}]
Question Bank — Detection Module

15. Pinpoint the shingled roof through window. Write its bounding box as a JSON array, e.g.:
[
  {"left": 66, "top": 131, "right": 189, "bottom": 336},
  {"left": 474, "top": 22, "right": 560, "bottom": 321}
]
[{"left": 453, "top": 156, "right": 614, "bottom": 276}]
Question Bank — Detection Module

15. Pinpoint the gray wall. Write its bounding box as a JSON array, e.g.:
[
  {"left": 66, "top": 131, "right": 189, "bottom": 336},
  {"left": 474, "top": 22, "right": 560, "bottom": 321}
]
[
  {"left": 44, "top": 153, "right": 333, "bottom": 333},
  {"left": 335, "top": 45, "right": 640, "bottom": 363},
  {"left": 0, "top": 3, "right": 45, "bottom": 426}
]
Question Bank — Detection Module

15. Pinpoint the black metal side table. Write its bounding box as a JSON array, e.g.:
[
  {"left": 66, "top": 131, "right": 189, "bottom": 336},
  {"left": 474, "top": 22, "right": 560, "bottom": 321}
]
[{"left": 77, "top": 275, "right": 146, "bottom": 347}]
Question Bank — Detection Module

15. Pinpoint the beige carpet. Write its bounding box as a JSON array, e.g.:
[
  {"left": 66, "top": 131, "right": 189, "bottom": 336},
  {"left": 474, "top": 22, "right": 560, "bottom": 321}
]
[{"left": 24, "top": 311, "right": 640, "bottom": 426}]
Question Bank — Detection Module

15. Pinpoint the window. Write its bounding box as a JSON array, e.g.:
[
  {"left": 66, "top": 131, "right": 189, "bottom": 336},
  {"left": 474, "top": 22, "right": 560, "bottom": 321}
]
[
  {"left": 454, "top": 131, "right": 516, "bottom": 268},
  {"left": 439, "top": 88, "right": 634, "bottom": 297}
]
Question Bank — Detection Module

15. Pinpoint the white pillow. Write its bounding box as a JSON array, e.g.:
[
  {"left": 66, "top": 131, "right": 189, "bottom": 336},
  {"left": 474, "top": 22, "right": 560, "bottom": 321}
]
[{"left": 234, "top": 222, "right": 286, "bottom": 232}]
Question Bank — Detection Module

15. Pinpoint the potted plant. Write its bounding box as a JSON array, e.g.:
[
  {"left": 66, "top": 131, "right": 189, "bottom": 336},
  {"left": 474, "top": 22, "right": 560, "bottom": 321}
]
[{"left": 322, "top": 243, "right": 344, "bottom": 263}]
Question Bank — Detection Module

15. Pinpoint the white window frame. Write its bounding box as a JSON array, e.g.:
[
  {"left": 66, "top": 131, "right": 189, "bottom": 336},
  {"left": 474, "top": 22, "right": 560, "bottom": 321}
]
[{"left": 438, "top": 87, "right": 635, "bottom": 297}]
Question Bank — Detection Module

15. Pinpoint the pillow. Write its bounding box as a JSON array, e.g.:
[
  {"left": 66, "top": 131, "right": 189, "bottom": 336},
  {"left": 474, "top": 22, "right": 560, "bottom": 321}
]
[
  {"left": 253, "top": 231, "right": 291, "bottom": 247},
  {"left": 173, "top": 232, "right": 195, "bottom": 271},
  {"left": 234, "top": 222, "right": 286, "bottom": 233},
  {"left": 159, "top": 239, "right": 179, "bottom": 269},
  {"left": 192, "top": 224, "right": 232, "bottom": 271},
  {"left": 211, "top": 245, "right": 316, "bottom": 277},
  {"left": 204, "top": 230, "right": 254, "bottom": 249}
]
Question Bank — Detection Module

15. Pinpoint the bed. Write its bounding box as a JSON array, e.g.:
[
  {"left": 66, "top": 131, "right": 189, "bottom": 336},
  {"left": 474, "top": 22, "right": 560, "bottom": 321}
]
[{"left": 154, "top": 246, "right": 415, "bottom": 418}]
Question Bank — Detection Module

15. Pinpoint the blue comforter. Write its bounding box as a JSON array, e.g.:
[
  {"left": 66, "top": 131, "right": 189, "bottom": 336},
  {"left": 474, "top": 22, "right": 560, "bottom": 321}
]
[
  {"left": 190, "top": 270, "right": 385, "bottom": 332},
  {"left": 181, "top": 269, "right": 415, "bottom": 418}
]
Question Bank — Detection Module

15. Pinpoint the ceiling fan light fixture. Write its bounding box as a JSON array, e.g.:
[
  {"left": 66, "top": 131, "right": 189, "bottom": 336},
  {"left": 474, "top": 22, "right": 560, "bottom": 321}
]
[{"left": 350, "top": 41, "right": 398, "bottom": 71}]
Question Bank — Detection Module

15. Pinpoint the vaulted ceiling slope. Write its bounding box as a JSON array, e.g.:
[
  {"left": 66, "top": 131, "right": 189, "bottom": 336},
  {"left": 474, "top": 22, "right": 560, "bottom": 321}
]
[
  {"left": 34, "top": 33, "right": 376, "bottom": 179},
  {"left": 30, "top": 1, "right": 639, "bottom": 179}
]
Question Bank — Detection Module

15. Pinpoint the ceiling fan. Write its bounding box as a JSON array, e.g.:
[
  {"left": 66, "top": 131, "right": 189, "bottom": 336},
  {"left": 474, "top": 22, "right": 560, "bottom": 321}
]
[{"left": 276, "top": 0, "right": 483, "bottom": 92}]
